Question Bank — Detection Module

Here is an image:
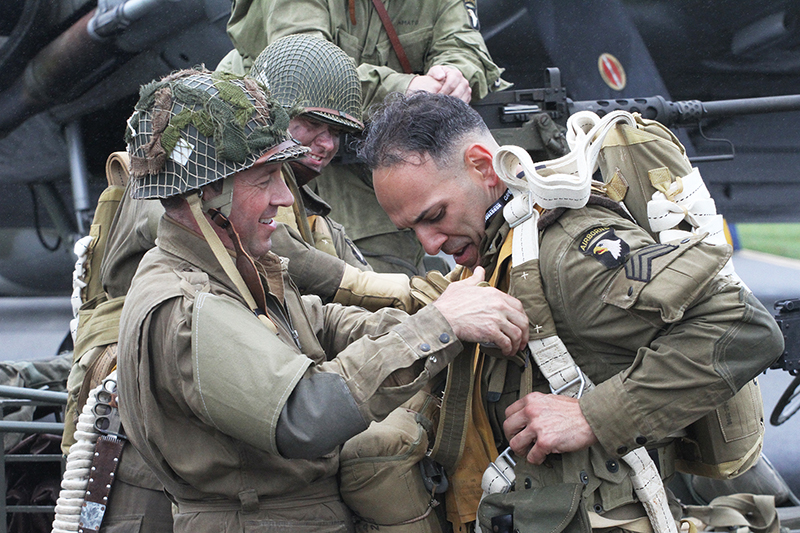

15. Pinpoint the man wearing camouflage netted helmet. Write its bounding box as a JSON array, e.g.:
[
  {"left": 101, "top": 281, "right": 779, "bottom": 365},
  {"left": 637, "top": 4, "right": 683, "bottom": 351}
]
[
  {"left": 116, "top": 68, "right": 529, "bottom": 532},
  {"left": 250, "top": 33, "right": 415, "bottom": 313}
]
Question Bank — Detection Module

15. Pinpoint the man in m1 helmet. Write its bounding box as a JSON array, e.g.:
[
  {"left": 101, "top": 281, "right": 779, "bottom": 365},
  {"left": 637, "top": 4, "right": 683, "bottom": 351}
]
[
  {"left": 116, "top": 68, "right": 529, "bottom": 532},
  {"left": 250, "top": 33, "right": 415, "bottom": 312}
]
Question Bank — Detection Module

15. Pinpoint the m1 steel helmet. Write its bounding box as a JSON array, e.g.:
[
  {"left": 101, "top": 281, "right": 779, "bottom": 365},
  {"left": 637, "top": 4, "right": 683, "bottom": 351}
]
[
  {"left": 126, "top": 68, "right": 308, "bottom": 200},
  {"left": 250, "top": 34, "right": 364, "bottom": 133}
]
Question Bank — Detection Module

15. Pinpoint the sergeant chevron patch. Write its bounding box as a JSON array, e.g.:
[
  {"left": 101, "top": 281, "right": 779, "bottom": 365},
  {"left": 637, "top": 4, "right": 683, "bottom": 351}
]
[
  {"left": 579, "top": 226, "right": 630, "bottom": 269},
  {"left": 625, "top": 244, "right": 677, "bottom": 282}
]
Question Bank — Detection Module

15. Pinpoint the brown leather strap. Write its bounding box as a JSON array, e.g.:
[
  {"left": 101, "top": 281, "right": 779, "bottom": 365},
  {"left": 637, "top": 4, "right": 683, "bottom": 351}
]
[
  {"left": 349, "top": 0, "right": 357, "bottom": 25},
  {"left": 79, "top": 435, "right": 126, "bottom": 533},
  {"left": 371, "top": 0, "right": 413, "bottom": 74}
]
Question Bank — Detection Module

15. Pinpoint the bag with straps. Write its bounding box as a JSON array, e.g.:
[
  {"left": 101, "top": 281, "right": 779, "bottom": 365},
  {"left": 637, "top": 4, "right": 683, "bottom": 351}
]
[{"left": 594, "top": 113, "right": 764, "bottom": 480}]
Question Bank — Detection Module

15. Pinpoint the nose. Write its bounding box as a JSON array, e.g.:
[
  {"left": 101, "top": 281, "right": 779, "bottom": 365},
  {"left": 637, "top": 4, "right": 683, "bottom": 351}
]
[
  {"left": 415, "top": 226, "right": 448, "bottom": 255},
  {"left": 272, "top": 175, "right": 295, "bottom": 208},
  {"left": 314, "top": 128, "right": 336, "bottom": 153}
]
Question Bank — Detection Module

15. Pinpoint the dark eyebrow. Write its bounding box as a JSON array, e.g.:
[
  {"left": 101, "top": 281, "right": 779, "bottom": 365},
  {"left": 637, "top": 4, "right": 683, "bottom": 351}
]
[{"left": 412, "top": 207, "right": 432, "bottom": 226}]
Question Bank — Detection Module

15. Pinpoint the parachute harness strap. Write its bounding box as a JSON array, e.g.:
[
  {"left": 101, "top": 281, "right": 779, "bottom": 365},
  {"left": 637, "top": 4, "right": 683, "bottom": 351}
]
[{"left": 480, "top": 110, "right": 678, "bottom": 533}]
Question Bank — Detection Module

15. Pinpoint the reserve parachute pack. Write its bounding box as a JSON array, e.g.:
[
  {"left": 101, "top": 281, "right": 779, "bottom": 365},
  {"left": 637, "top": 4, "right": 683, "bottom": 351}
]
[{"left": 494, "top": 109, "right": 763, "bottom": 482}]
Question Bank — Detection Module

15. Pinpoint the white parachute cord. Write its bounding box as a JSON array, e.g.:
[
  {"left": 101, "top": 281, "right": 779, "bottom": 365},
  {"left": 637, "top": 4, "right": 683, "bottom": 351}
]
[
  {"left": 51, "top": 371, "right": 115, "bottom": 533},
  {"left": 69, "top": 235, "right": 94, "bottom": 344},
  {"left": 646, "top": 167, "right": 746, "bottom": 286}
]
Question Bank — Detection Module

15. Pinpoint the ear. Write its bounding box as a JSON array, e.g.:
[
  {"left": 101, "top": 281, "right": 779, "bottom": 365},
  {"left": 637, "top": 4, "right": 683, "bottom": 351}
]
[{"left": 463, "top": 143, "right": 500, "bottom": 188}]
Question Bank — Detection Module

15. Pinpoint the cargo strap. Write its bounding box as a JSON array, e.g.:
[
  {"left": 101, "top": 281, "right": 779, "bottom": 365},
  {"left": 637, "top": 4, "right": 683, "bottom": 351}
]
[{"left": 492, "top": 129, "right": 678, "bottom": 533}]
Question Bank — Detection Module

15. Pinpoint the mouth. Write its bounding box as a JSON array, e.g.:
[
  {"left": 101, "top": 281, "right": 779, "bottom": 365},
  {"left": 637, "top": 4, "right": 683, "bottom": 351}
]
[{"left": 448, "top": 243, "right": 478, "bottom": 267}]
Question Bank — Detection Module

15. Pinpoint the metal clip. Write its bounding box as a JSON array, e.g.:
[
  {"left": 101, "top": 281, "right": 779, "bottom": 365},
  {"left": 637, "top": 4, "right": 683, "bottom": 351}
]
[
  {"left": 550, "top": 366, "right": 587, "bottom": 399},
  {"left": 93, "top": 377, "right": 127, "bottom": 439},
  {"left": 485, "top": 447, "right": 517, "bottom": 494},
  {"left": 508, "top": 193, "right": 535, "bottom": 229}
]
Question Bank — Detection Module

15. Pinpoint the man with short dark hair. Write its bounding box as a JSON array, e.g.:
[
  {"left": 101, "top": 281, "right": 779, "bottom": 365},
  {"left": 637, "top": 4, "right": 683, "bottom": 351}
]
[{"left": 360, "top": 91, "right": 784, "bottom": 531}]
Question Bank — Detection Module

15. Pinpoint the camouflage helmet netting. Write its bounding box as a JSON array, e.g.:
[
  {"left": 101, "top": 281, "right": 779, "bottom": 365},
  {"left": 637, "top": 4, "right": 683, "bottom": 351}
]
[
  {"left": 126, "top": 68, "right": 308, "bottom": 199},
  {"left": 250, "top": 34, "right": 364, "bottom": 133}
]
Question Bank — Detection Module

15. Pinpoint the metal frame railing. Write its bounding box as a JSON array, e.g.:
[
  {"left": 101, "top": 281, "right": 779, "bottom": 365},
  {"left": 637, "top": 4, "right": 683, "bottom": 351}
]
[{"left": 0, "top": 385, "right": 68, "bottom": 533}]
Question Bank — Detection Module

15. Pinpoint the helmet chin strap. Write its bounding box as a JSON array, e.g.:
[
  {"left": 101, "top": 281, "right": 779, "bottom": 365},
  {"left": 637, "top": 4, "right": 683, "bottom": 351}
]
[
  {"left": 186, "top": 191, "right": 278, "bottom": 334},
  {"left": 200, "top": 176, "right": 235, "bottom": 218}
]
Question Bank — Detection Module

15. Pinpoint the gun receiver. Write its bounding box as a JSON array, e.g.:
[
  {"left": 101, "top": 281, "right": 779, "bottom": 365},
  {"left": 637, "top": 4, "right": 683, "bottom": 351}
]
[{"left": 472, "top": 67, "right": 800, "bottom": 154}]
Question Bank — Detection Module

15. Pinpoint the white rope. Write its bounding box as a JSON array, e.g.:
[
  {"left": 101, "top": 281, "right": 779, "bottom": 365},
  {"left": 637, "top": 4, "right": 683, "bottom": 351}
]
[
  {"left": 51, "top": 372, "right": 115, "bottom": 533},
  {"left": 69, "top": 235, "right": 94, "bottom": 343}
]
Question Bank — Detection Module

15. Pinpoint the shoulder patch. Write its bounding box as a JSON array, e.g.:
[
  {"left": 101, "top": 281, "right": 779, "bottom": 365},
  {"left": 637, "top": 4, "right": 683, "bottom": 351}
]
[
  {"left": 579, "top": 226, "right": 630, "bottom": 269},
  {"left": 624, "top": 243, "right": 677, "bottom": 282},
  {"left": 463, "top": 0, "right": 480, "bottom": 30}
]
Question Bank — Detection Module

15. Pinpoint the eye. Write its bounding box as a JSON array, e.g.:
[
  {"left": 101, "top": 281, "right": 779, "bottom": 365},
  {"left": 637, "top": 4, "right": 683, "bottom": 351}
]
[{"left": 428, "top": 208, "right": 445, "bottom": 223}]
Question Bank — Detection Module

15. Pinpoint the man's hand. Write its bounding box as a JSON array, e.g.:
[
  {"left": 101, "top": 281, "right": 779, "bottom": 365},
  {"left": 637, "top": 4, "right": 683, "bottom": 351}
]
[
  {"left": 432, "top": 267, "right": 528, "bottom": 356},
  {"left": 503, "top": 392, "right": 599, "bottom": 464},
  {"left": 406, "top": 65, "right": 472, "bottom": 103}
]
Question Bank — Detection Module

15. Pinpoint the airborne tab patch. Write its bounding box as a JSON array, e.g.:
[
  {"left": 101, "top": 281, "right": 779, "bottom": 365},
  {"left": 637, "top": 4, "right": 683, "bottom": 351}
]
[
  {"left": 625, "top": 243, "right": 677, "bottom": 282},
  {"left": 579, "top": 227, "right": 630, "bottom": 269}
]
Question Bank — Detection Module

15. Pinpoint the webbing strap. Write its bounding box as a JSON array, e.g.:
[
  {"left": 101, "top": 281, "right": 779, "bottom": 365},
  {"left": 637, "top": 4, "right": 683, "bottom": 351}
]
[
  {"left": 436, "top": 233, "right": 514, "bottom": 527},
  {"left": 186, "top": 193, "right": 278, "bottom": 334},
  {"left": 283, "top": 168, "right": 315, "bottom": 245}
]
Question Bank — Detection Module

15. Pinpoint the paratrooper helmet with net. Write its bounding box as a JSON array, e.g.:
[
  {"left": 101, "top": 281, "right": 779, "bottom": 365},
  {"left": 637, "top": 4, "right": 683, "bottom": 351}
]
[
  {"left": 250, "top": 34, "right": 364, "bottom": 133},
  {"left": 126, "top": 68, "right": 308, "bottom": 201}
]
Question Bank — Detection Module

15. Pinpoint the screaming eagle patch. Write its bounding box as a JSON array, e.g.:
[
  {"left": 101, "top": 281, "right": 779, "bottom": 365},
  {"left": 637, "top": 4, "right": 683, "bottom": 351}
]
[{"left": 579, "top": 226, "right": 630, "bottom": 269}]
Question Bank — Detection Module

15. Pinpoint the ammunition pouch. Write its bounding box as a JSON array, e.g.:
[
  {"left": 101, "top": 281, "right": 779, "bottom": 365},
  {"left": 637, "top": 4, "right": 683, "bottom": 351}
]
[
  {"left": 675, "top": 378, "right": 764, "bottom": 480},
  {"left": 477, "top": 483, "right": 590, "bottom": 533},
  {"left": 339, "top": 390, "right": 443, "bottom": 533}
]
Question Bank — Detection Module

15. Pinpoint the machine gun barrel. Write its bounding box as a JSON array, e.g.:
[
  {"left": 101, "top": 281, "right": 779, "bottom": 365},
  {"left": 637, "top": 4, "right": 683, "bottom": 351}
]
[{"left": 570, "top": 94, "right": 800, "bottom": 127}]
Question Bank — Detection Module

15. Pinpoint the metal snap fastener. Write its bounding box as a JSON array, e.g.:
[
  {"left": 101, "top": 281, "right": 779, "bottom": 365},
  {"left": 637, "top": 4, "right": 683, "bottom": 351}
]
[
  {"left": 606, "top": 459, "right": 619, "bottom": 473},
  {"left": 579, "top": 471, "right": 589, "bottom": 485}
]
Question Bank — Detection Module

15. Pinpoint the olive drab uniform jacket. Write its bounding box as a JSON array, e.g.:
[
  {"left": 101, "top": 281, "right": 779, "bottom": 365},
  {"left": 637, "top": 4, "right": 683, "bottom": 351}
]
[
  {"left": 220, "top": 0, "right": 511, "bottom": 275},
  {"left": 116, "top": 215, "right": 462, "bottom": 532},
  {"left": 470, "top": 198, "right": 783, "bottom": 526}
]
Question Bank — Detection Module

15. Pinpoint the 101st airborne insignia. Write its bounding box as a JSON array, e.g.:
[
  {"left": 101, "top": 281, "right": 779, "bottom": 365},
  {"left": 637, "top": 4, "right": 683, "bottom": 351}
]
[{"left": 579, "top": 226, "right": 630, "bottom": 269}]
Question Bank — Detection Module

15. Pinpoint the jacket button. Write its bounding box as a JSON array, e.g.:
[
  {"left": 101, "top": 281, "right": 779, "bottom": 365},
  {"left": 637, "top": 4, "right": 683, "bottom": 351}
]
[
  {"left": 594, "top": 504, "right": 604, "bottom": 513},
  {"left": 627, "top": 287, "right": 633, "bottom": 296},
  {"left": 420, "top": 343, "right": 431, "bottom": 352},
  {"left": 617, "top": 446, "right": 628, "bottom": 455},
  {"left": 579, "top": 471, "right": 589, "bottom": 485},
  {"left": 524, "top": 477, "right": 532, "bottom": 489},
  {"left": 606, "top": 459, "right": 619, "bottom": 473},
  {"left": 636, "top": 436, "right": 647, "bottom": 445},
  {"left": 439, "top": 333, "right": 450, "bottom": 343}
]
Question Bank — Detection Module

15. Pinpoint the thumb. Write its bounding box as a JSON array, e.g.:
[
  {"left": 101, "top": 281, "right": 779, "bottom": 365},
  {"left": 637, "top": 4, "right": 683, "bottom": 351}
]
[{"left": 460, "top": 266, "right": 485, "bottom": 286}]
